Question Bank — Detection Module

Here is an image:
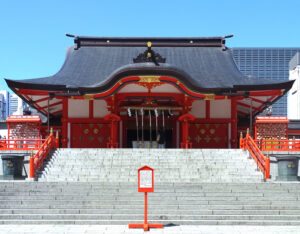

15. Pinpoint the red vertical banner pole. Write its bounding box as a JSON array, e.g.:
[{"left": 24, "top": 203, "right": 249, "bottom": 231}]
[{"left": 144, "top": 192, "right": 148, "bottom": 231}]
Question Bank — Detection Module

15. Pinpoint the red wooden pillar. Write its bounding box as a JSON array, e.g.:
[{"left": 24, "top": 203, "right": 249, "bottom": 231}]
[
  {"left": 89, "top": 100, "right": 94, "bottom": 118},
  {"left": 178, "top": 113, "right": 195, "bottom": 149},
  {"left": 231, "top": 97, "right": 237, "bottom": 148},
  {"left": 104, "top": 113, "right": 121, "bottom": 148},
  {"left": 61, "top": 98, "right": 68, "bottom": 148},
  {"left": 205, "top": 100, "right": 210, "bottom": 119}
]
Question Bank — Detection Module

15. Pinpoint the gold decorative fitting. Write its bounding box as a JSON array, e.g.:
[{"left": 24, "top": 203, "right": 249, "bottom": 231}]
[
  {"left": 281, "top": 91, "right": 284, "bottom": 95},
  {"left": 204, "top": 94, "right": 215, "bottom": 100},
  {"left": 147, "top": 52, "right": 152, "bottom": 58},
  {"left": 106, "top": 40, "right": 110, "bottom": 43},
  {"left": 83, "top": 94, "right": 94, "bottom": 100},
  {"left": 190, "top": 40, "right": 193, "bottom": 44},
  {"left": 147, "top": 41, "right": 152, "bottom": 48},
  {"left": 176, "top": 81, "right": 181, "bottom": 85},
  {"left": 119, "top": 81, "right": 123, "bottom": 85},
  {"left": 83, "top": 129, "right": 89, "bottom": 134},
  {"left": 224, "top": 96, "right": 228, "bottom": 99},
  {"left": 139, "top": 76, "right": 160, "bottom": 83}
]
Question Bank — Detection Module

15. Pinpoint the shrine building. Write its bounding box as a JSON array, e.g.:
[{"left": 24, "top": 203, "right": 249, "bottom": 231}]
[{"left": 5, "top": 35, "right": 294, "bottom": 149}]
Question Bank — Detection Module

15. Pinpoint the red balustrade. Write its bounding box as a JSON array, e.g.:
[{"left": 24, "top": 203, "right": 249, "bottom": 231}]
[
  {"left": 254, "top": 139, "right": 300, "bottom": 151},
  {"left": 240, "top": 131, "right": 270, "bottom": 179},
  {"left": 0, "top": 139, "right": 45, "bottom": 150},
  {"left": 29, "top": 130, "right": 59, "bottom": 179}
]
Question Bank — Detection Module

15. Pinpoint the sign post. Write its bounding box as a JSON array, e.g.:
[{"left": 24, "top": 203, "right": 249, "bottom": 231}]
[{"left": 128, "top": 165, "right": 163, "bottom": 231}]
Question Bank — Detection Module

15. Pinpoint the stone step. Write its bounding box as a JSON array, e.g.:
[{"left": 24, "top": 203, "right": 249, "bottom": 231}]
[
  {"left": 0, "top": 195, "right": 298, "bottom": 201},
  {"left": 1, "top": 208, "right": 300, "bottom": 215},
  {"left": 1, "top": 214, "right": 300, "bottom": 221},
  {"left": 0, "top": 219, "right": 300, "bottom": 225}
]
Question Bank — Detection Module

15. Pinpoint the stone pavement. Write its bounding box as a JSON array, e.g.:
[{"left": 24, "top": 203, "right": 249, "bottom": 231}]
[{"left": 0, "top": 225, "right": 300, "bottom": 234}]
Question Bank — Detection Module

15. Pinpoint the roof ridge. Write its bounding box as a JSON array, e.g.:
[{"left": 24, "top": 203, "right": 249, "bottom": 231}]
[{"left": 65, "top": 34, "right": 234, "bottom": 50}]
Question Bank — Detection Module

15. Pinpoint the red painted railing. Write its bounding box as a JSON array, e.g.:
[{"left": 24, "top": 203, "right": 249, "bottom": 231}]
[
  {"left": 254, "top": 139, "right": 300, "bottom": 151},
  {"left": 29, "top": 130, "right": 59, "bottom": 179},
  {"left": 0, "top": 139, "right": 45, "bottom": 150},
  {"left": 240, "top": 132, "right": 270, "bottom": 179}
]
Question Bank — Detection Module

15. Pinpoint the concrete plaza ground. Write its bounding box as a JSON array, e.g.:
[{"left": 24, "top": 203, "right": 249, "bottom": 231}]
[{"left": 0, "top": 225, "right": 300, "bottom": 234}]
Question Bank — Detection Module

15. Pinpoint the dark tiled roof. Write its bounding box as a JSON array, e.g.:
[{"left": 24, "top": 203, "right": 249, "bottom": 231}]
[{"left": 5, "top": 37, "right": 294, "bottom": 93}]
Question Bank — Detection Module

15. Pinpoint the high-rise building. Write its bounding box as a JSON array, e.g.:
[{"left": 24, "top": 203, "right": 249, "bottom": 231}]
[
  {"left": 0, "top": 90, "right": 10, "bottom": 120},
  {"left": 9, "top": 94, "right": 26, "bottom": 115},
  {"left": 0, "top": 93, "right": 5, "bottom": 120},
  {"left": 9, "top": 94, "right": 19, "bottom": 115},
  {"left": 288, "top": 52, "right": 300, "bottom": 119},
  {"left": 232, "top": 48, "right": 300, "bottom": 116}
]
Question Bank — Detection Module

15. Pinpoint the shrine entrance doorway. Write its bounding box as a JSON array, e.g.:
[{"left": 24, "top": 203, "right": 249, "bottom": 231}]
[{"left": 124, "top": 116, "right": 176, "bottom": 148}]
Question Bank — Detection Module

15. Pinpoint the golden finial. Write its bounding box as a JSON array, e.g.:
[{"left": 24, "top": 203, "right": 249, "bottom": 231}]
[{"left": 147, "top": 41, "right": 152, "bottom": 48}]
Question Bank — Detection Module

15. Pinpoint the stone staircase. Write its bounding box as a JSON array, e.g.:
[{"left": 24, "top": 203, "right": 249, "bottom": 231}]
[
  {"left": 1, "top": 148, "right": 299, "bottom": 225},
  {"left": 0, "top": 181, "right": 300, "bottom": 225},
  {"left": 38, "top": 149, "right": 263, "bottom": 182}
]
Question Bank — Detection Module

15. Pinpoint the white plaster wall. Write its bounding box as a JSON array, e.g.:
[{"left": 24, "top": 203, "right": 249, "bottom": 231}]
[
  {"left": 288, "top": 67, "right": 300, "bottom": 119},
  {"left": 94, "top": 100, "right": 110, "bottom": 118},
  {"left": 68, "top": 100, "right": 89, "bottom": 118},
  {"left": 189, "top": 100, "right": 205, "bottom": 118},
  {"left": 210, "top": 100, "right": 231, "bottom": 118},
  {"left": 119, "top": 84, "right": 147, "bottom": 93}
]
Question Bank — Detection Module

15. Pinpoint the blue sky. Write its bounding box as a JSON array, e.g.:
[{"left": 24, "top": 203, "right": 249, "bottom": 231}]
[{"left": 0, "top": 0, "right": 299, "bottom": 91}]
